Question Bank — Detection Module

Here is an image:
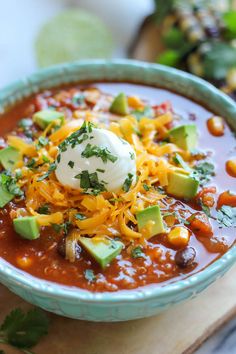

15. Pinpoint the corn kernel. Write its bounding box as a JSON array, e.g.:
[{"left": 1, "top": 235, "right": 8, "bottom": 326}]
[
  {"left": 207, "top": 116, "right": 224, "bottom": 137},
  {"left": 167, "top": 226, "right": 190, "bottom": 248},
  {"left": 128, "top": 96, "right": 144, "bottom": 109},
  {"left": 226, "top": 158, "right": 236, "bottom": 178},
  {"left": 16, "top": 256, "right": 33, "bottom": 269}
]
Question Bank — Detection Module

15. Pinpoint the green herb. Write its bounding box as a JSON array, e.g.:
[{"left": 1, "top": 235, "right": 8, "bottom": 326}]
[
  {"left": 191, "top": 161, "right": 215, "bottom": 186},
  {"left": 131, "top": 106, "right": 153, "bottom": 121},
  {"left": 37, "top": 163, "right": 56, "bottom": 181},
  {"left": 155, "top": 186, "right": 165, "bottom": 194},
  {"left": 129, "top": 152, "right": 135, "bottom": 160},
  {"left": 0, "top": 172, "right": 23, "bottom": 197},
  {"left": 74, "top": 170, "right": 107, "bottom": 195},
  {"left": 59, "top": 121, "right": 94, "bottom": 152},
  {"left": 217, "top": 206, "right": 236, "bottom": 227},
  {"left": 131, "top": 246, "right": 145, "bottom": 259},
  {"left": 81, "top": 143, "right": 118, "bottom": 163},
  {"left": 200, "top": 201, "right": 212, "bottom": 218},
  {"left": 96, "top": 168, "right": 105, "bottom": 173},
  {"left": 37, "top": 204, "right": 50, "bottom": 215},
  {"left": 42, "top": 155, "right": 50, "bottom": 163},
  {"left": 75, "top": 213, "right": 86, "bottom": 220},
  {"left": 56, "top": 154, "right": 61, "bottom": 163},
  {"left": 122, "top": 173, "right": 134, "bottom": 192},
  {"left": 143, "top": 183, "right": 150, "bottom": 191},
  {"left": 68, "top": 160, "right": 74, "bottom": 169},
  {"left": 84, "top": 269, "right": 96, "bottom": 282},
  {"left": 36, "top": 136, "right": 49, "bottom": 150},
  {"left": 173, "top": 153, "right": 192, "bottom": 172},
  {"left": 51, "top": 221, "right": 72, "bottom": 235},
  {"left": 15, "top": 169, "right": 22, "bottom": 180},
  {"left": 26, "top": 158, "right": 36, "bottom": 169},
  {"left": 0, "top": 307, "right": 49, "bottom": 353}
]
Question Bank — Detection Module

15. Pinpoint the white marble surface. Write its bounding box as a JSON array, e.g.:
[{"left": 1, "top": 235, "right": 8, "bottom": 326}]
[{"left": 0, "top": 1, "right": 235, "bottom": 353}]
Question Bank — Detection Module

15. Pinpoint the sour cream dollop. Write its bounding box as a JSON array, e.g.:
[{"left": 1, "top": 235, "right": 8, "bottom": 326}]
[{"left": 55, "top": 127, "right": 136, "bottom": 193}]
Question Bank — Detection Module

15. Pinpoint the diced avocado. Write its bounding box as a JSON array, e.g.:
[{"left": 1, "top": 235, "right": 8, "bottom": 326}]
[
  {"left": 33, "top": 110, "right": 64, "bottom": 129},
  {"left": 166, "top": 171, "right": 199, "bottom": 199},
  {"left": 109, "top": 93, "right": 129, "bottom": 115},
  {"left": 136, "top": 205, "right": 165, "bottom": 238},
  {"left": 13, "top": 216, "right": 40, "bottom": 240},
  {"left": 0, "top": 147, "right": 20, "bottom": 171},
  {"left": 0, "top": 183, "right": 14, "bottom": 207},
  {"left": 79, "top": 236, "right": 123, "bottom": 269},
  {"left": 169, "top": 124, "right": 198, "bottom": 151}
]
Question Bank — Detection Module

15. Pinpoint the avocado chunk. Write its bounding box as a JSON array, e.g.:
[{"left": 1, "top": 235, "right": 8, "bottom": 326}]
[
  {"left": 33, "top": 110, "right": 64, "bottom": 129},
  {"left": 0, "top": 182, "right": 14, "bottom": 207},
  {"left": 79, "top": 236, "right": 123, "bottom": 269},
  {"left": 109, "top": 93, "right": 129, "bottom": 115},
  {"left": 0, "top": 147, "right": 20, "bottom": 171},
  {"left": 169, "top": 124, "right": 197, "bottom": 151},
  {"left": 13, "top": 216, "right": 40, "bottom": 240},
  {"left": 167, "top": 171, "right": 199, "bottom": 199},
  {"left": 136, "top": 205, "right": 165, "bottom": 238}
]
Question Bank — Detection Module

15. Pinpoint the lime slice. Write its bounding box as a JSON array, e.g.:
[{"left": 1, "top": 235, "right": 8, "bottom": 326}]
[{"left": 35, "top": 9, "right": 113, "bottom": 67}]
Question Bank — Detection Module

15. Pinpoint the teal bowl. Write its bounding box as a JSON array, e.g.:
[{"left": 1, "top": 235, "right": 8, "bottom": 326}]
[{"left": 0, "top": 60, "right": 235, "bottom": 321}]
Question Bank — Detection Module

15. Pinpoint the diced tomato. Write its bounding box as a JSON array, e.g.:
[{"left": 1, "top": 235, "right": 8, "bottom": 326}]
[
  {"left": 152, "top": 101, "right": 173, "bottom": 115},
  {"left": 188, "top": 212, "right": 213, "bottom": 237},
  {"left": 217, "top": 191, "right": 236, "bottom": 209}
]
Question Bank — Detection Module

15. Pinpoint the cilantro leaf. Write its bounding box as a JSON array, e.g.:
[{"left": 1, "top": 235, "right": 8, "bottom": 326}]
[
  {"left": 81, "top": 143, "right": 118, "bottom": 163},
  {"left": 122, "top": 173, "right": 134, "bottom": 193},
  {"left": 0, "top": 308, "right": 49, "bottom": 349},
  {"left": 217, "top": 206, "right": 236, "bottom": 227},
  {"left": 0, "top": 172, "right": 23, "bottom": 197},
  {"left": 37, "top": 204, "right": 50, "bottom": 215},
  {"left": 191, "top": 161, "right": 215, "bottom": 186},
  {"left": 131, "top": 246, "right": 145, "bottom": 259}
]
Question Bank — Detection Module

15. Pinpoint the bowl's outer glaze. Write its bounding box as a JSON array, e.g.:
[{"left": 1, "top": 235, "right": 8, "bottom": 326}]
[{"left": 0, "top": 60, "right": 235, "bottom": 322}]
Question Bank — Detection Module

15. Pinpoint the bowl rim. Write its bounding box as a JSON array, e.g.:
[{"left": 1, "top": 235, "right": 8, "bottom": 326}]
[{"left": 0, "top": 59, "right": 235, "bottom": 304}]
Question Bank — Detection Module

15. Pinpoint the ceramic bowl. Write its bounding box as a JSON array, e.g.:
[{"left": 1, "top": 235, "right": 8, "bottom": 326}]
[{"left": 0, "top": 60, "right": 235, "bottom": 322}]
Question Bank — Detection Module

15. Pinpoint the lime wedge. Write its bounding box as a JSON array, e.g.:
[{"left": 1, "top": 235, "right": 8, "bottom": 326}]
[{"left": 35, "top": 9, "right": 113, "bottom": 67}]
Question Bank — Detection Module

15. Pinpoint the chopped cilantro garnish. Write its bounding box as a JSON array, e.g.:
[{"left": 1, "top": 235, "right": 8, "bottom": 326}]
[
  {"left": 217, "top": 206, "right": 236, "bottom": 227},
  {"left": 59, "top": 121, "right": 94, "bottom": 152},
  {"left": 191, "top": 161, "right": 215, "bottom": 186},
  {"left": 143, "top": 183, "right": 150, "bottom": 191},
  {"left": 68, "top": 160, "right": 74, "bottom": 169},
  {"left": 122, "top": 173, "right": 134, "bottom": 192},
  {"left": 0, "top": 172, "right": 23, "bottom": 197},
  {"left": 56, "top": 154, "right": 61, "bottom": 163},
  {"left": 0, "top": 307, "right": 49, "bottom": 352},
  {"left": 36, "top": 136, "right": 49, "bottom": 150},
  {"left": 84, "top": 269, "right": 96, "bottom": 282},
  {"left": 75, "top": 213, "right": 86, "bottom": 220},
  {"left": 26, "top": 158, "right": 37, "bottom": 169},
  {"left": 51, "top": 221, "right": 72, "bottom": 235},
  {"left": 42, "top": 155, "right": 50, "bottom": 163},
  {"left": 37, "top": 163, "right": 56, "bottom": 181},
  {"left": 129, "top": 152, "right": 135, "bottom": 160},
  {"left": 81, "top": 143, "right": 118, "bottom": 163},
  {"left": 37, "top": 204, "right": 50, "bottom": 215},
  {"left": 131, "top": 246, "right": 145, "bottom": 258},
  {"left": 96, "top": 168, "right": 105, "bottom": 173},
  {"left": 74, "top": 170, "right": 107, "bottom": 195}
]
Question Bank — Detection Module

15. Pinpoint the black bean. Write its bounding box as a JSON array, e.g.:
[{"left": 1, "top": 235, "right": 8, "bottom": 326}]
[
  {"left": 57, "top": 237, "right": 66, "bottom": 258},
  {"left": 175, "top": 246, "right": 196, "bottom": 268}
]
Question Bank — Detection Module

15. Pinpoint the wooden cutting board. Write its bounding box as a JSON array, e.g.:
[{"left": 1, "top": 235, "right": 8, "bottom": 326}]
[{"left": 0, "top": 266, "right": 236, "bottom": 354}]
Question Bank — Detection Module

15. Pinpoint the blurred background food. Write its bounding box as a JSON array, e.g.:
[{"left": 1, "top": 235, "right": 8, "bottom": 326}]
[{"left": 0, "top": 0, "right": 235, "bottom": 93}]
